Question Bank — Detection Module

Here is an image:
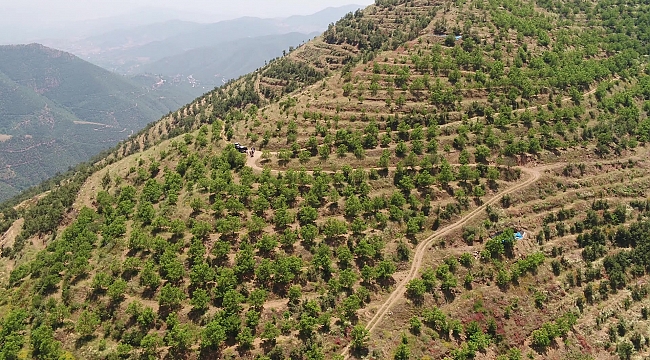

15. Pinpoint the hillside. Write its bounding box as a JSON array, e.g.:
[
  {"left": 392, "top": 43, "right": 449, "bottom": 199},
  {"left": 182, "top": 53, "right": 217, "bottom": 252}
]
[
  {"left": 0, "top": 44, "right": 185, "bottom": 201},
  {"left": 2, "top": 0, "right": 650, "bottom": 360}
]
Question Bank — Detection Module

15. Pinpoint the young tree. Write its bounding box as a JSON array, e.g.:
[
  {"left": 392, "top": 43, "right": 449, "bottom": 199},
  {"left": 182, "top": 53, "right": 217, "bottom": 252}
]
[
  {"left": 406, "top": 278, "right": 427, "bottom": 301},
  {"left": 237, "top": 327, "right": 254, "bottom": 350},
  {"left": 375, "top": 260, "right": 397, "bottom": 282},
  {"left": 190, "top": 289, "right": 211, "bottom": 312},
  {"left": 222, "top": 289, "right": 245, "bottom": 315},
  {"left": 31, "top": 325, "right": 62, "bottom": 359},
  {"left": 141, "top": 333, "right": 163, "bottom": 357},
  {"left": 438, "top": 159, "right": 455, "bottom": 188},
  {"left": 475, "top": 145, "right": 491, "bottom": 163},
  {"left": 256, "top": 234, "right": 279, "bottom": 253},
  {"left": 165, "top": 314, "right": 193, "bottom": 353},
  {"left": 201, "top": 320, "right": 226, "bottom": 350},
  {"left": 189, "top": 262, "right": 215, "bottom": 287},
  {"left": 261, "top": 321, "right": 280, "bottom": 345},
  {"left": 76, "top": 310, "right": 99, "bottom": 338},
  {"left": 350, "top": 325, "right": 370, "bottom": 353},
  {"left": 298, "top": 206, "right": 318, "bottom": 225},
  {"left": 337, "top": 245, "right": 354, "bottom": 268},
  {"left": 248, "top": 289, "right": 268, "bottom": 310},
  {"left": 322, "top": 218, "right": 348, "bottom": 241},
  {"left": 159, "top": 284, "right": 185, "bottom": 309},
  {"left": 160, "top": 250, "right": 185, "bottom": 282},
  {"left": 245, "top": 309, "right": 261, "bottom": 329},
  {"left": 344, "top": 195, "right": 362, "bottom": 218},
  {"left": 288, "top": 285, "right": 302, "bottom": 304},
  {"left": 531, "top": 328, "right": 551, "bottom": 349},
  {"left": 393, "top": 334, "right": 411, "bottom": 360},
  {"left": 137, "top": 307, "right": 157, "bottom": 329},
  {"left": 107, "top": 278, "right": 127, "bottom": 303},
  {"left": 140, "top": 261, "right": 161, "bottom": 289}
]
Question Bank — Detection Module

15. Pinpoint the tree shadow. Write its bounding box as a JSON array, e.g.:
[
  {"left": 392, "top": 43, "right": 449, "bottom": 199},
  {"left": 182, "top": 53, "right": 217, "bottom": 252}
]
[
  {"left": 442, "top": 289, "right": 456, "bottom": 302},
  {"left": 164, "top": 349, "right": 191, "bottom": 360},
  {"left": 327, "top": 202, "right": 340, "bottom": 214},
  {"left": 142, "top": 287, "right": 157, "bottom": 300},
  {"left": 350, "top": 347, "right": 369, "bottom": 359},
  {"left": 70, "top": 272, "right": 89, "bottom": 286},
  {"left": 377, "top": 276, "right": 396, "bottom": 289},
  {"left": 187, "top": 308, "right": 206, "bottom": 323},
  {"left": 236, "top": 345, "right": 253, "bottom": 358},
  {"left": 261, "top": 339, "right": 277, "bottom": 354},
  {"left": 157, "top": 306, "right": 175, "bottom": 321},
  {"left": 198, "top": 347, "right": 223, "bottom": 360},
  {"left": 406, "top": 233, "right": 418, "bottom": 244},
  {"left": 280, "top": 244, "right": 295, "bottom": 254},
  {"left": 408, "top": 295, "right": 425, "bottom": 307},
  {"left": 74, "top": 335, "right": 95, "bottom": 349}
]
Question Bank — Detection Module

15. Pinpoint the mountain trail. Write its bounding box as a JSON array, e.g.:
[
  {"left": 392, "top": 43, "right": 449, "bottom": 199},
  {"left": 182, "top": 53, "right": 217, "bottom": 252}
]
[
  {"left": 341, "top": 166, "right": 543, "bottom": 358},
  {"left": 339, "top": 146, "right": 650, "bottom": 358}
]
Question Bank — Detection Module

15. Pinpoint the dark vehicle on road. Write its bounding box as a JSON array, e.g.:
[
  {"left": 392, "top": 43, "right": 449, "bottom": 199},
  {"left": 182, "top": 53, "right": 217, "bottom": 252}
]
[{"left": 234, "top": 143, "right": 248, "bottom": 153}]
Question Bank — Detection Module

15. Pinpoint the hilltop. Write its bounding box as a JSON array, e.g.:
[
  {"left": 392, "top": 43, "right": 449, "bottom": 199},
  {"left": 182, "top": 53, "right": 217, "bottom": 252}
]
[
  {"left": 0, "top": 44, "right": 184, "bottom": 201},
  {"left": 2, "top": 0, "right": 650, "bottom": 360}
]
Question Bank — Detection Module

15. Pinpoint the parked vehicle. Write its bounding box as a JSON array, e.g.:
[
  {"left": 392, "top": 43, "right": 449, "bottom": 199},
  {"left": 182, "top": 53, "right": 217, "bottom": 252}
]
[{"left": 234, "top": 143, "right": 248, "bottom": 153}]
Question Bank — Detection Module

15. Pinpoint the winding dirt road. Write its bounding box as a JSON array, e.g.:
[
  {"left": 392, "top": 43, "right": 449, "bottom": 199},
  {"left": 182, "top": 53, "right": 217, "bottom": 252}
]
[
  {"left": 242, "top": 147, "right": 547, "bottom": 358},
  {"left": 338, "top": 146, "right": 649, "bottom": 358},
  {"left": 341, "top": 165, "right": 543, "bottom": 358}
]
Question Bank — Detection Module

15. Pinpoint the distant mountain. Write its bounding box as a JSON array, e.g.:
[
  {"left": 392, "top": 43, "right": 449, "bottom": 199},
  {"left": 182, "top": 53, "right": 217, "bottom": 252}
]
[
  {"left": 139, "top": 32, "right": 319, "bottom": 93},
  {"left": 112, "top": 17, "right": 286, "bottom": 69},
  {"left": 280, "top": 5, "right": 365, "bottom": 32},
  {"left": 0, "top": 7, "right": 224, "bottom": 45},
  {"left": 0, "top": 5, "right": 367, "bottom": 198},
  {"left": 54, "top": 5, "right": 365, "bottom": 76},
  {"left": 79, "top": 20, "right": 203, "bottom": 50},
  {"left": 0, "top": 44, "right": 183, "bottom": 200}
]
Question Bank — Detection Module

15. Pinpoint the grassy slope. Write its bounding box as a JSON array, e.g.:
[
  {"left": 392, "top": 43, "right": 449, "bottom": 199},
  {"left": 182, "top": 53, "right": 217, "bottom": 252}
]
[{"left": 1, "top": 1, "right": 650, "bottom": 360}]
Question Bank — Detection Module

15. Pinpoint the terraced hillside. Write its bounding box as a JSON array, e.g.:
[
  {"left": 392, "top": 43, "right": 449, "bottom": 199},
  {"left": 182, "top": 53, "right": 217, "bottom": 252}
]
[{"left": 2, "top": 0, "right": 650, "bottom": 359}]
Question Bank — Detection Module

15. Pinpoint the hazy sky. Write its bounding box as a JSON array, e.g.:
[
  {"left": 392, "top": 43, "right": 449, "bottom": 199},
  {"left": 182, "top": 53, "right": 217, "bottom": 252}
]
[
  {"left": 0, "top": 0, "right": 374, "bottom": 44},
  {"left": 1, "top": 0, "right": 375, "bottom": 23}
]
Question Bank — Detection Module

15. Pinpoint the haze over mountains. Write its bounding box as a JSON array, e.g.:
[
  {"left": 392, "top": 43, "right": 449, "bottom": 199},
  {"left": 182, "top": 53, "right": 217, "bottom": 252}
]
[
  {"left": 137, "top": 31, "right": 320, "bottom": 91},
  {"left": 0, "top": 5, "right": 365, "bottom": 200},
  {"left": 25, "top": 5, "right": 365, "bottom": 98}
]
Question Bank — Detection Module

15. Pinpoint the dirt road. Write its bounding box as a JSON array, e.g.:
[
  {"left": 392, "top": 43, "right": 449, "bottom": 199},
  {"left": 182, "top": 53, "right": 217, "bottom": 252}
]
[
  {"left": 246, "top": 150, "right": 264, "bottom": 172},
  {"left": 341, "top": 165, "right": 543, "bottom": 358}
]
